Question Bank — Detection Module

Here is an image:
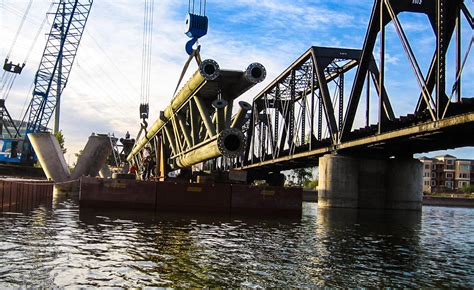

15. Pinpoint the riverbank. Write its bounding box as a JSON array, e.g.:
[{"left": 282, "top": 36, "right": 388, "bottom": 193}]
[
  {"left": 422, "top": 196, "right": 474, "bottom": 208},
  {"left": 303, "top": 190, "right": 474, "bottom": 208}
]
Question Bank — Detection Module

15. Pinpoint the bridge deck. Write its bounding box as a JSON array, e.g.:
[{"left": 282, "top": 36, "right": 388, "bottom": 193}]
[{"left": 242, "top": 111, "right": 474, "bottom": 171}]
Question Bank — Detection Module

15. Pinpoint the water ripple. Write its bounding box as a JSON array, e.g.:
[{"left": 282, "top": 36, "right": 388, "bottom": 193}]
[{"left": 0, "top": 198, "right": 473, "bottom": 287}]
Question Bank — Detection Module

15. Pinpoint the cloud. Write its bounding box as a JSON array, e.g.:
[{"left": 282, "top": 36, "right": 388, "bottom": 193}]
[{"left": 0, "top": 0, "right": 472, "bottom": 162}]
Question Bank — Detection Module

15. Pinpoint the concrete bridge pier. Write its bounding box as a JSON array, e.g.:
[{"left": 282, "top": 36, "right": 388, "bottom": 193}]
[
  {"left": 317, "top": 154, "right": 422, "bottom": 210},
  {"left": 71, "top": 135, "right": 113, "bottom": 180},
  {"left": 385, "top": 158, "right": 423, "bottom": 210},
  {"left": 28, "top": 133, "right": 71, "bottom": 182},
  {"left": 30, "top": 133, "right": 113, "bottom": 183}
]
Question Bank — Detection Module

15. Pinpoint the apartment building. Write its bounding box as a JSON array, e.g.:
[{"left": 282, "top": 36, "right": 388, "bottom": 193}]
[{"left": 419, "top": 155, "right": 474, "bottom": 193}]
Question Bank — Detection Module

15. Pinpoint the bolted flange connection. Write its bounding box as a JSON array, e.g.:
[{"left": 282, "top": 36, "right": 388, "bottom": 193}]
[
  {"left": 244, "top": 62, "right": 266, "bottom": 84},
  {"left": 199, "top": 59, "right": 220, "bottom": 81},
  {"left": 217, "top": 128, "right": 246, "bottom": 158}
]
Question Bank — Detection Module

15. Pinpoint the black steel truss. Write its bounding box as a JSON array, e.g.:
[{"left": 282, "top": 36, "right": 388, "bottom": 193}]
[
  {"left": 342, "top": 0, "right": 470, "bottom": 140},
  {"left": 239, "top": 0, "right": 472, "bottom": 170},
  {"left": 243, "top": 46, "right": 394, "bottom": 167}
]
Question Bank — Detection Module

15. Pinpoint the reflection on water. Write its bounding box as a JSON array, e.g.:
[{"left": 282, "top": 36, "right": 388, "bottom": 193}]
[{"left": 0, "top": 194, "right": 473, "bottom": 287}]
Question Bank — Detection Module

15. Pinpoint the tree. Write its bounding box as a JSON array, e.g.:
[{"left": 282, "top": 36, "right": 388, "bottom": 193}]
[
  {"left": 293, "top": 167, "right": 313, "bottom": 186},
  {"left": 306, "top": 178, "right": 318, "bottom": 190},
  {"left": 73, "top": 149, "right": 83, "bottom": 167},
  {"left": 54, "top": 130, "right": 67, "bottom": 154},
  {"left": 461, "top": 184, "right": 474, "bottom": 193}
]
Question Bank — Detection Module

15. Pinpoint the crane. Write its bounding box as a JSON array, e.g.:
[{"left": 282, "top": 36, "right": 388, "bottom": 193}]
[{"left": 0, "top": 0, "right": 93, "bottom": 165}]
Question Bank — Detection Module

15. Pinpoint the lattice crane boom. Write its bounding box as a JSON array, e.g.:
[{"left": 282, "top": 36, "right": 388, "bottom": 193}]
[{"left": 27, "top": 0, "right": 93, "bottom": 134}]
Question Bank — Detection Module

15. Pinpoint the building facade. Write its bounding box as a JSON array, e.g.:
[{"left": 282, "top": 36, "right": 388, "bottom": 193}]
[{"left": 419, "top": 155, "right": 474, "bottom": 193}]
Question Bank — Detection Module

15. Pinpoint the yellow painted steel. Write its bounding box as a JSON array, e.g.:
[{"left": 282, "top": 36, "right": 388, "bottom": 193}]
[
  {"left": 176, "top": 138, "right": 221, "bottom": 168},
  {"left": 176, "top": 128, "right": 245, "bottom": 168},
  {"left": 127, "top": 69, "right": 207, "bottom": 161}
]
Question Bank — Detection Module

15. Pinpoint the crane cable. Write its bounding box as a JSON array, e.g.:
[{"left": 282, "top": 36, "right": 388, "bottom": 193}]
[
  {"left": 23, "top": 2, "right": 54, "bottom": 64},
  {"left": 5, "top": 0, "right": 33, "bottom": 59},
  {"left": 0, "top": 0, "right": 33, "bottom": 86},
  {"left": 188, "top": 0, "right": 206, "bottom": 15},
  {"left": 1, "top": 1, "right": 53, "bottom": 101},
  {"left": 139, "top": 0, "right": 154, "bottom": 113}
]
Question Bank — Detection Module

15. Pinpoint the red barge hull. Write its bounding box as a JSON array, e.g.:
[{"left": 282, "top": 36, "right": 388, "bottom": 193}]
[{"left": 79, "top": 177, "right": 302, "bottom": 216}]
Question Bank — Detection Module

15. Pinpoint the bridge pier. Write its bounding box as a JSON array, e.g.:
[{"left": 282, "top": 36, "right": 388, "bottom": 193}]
[
  {"left": 385, "top": 158, "right": 423, "bottom": 210},
  {"left": 318, "top": 154, "right": 422, "bottom": 210}
]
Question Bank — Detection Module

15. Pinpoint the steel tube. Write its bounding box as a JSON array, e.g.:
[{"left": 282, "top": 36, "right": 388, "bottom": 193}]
[
  {"left": 128, "top": 59, "right": 220, "bottom": 160},
  {"left": 225, "top": 100, "right": 233, "bottom": 128},
  {"left": 176, "top": 114, "right": 192, "bottom": 148},
  {"left": 213, "top": 99, "right": 228, "bottom": 133},
  {"left": 194, "top": 95, "right": 217, "bottom": 137},
  {"left": 163, "top": 125, "right": 178, "bottom": 155},
  {"left": 232, "top": 63, "right": 266, "bottom": 96},
  {"left": 176, "top": 128, "right": 245, "bottom": 168},
  {"left": 231, "top": 101, "right": 252, "bottom": 129}
]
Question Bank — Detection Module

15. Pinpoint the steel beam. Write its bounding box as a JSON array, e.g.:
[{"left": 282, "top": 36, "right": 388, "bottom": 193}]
[
  {"left": 176, "top": 128, "right": 245, "bottom": 168},
  {"left": 128, "top": 59, "right": 219, "bottom": 159}
]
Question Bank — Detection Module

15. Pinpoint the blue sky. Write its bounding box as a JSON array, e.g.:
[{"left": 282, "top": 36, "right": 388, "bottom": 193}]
[{"left": 0, "top": 0, "right": 473, "bottom": 163}]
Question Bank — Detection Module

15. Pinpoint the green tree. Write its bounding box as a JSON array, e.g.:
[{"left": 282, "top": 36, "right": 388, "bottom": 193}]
[
  {"left": 461, "top": 184, "right": 474, "bottom": 193},
  {"left": 73, "top": 149, "right": 83, "bottom": 167},
  {"left": 293, "top": 167, "right": 313, "bottom": 186},
  {"left": 306, "top": 179, "right": 319, "bottom": 189},
  {"left": 54, "top": 130, "right": 67, "bottom": 154}
]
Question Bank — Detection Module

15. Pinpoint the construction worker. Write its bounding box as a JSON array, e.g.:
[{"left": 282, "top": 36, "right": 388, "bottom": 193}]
[{"left": 141, "top": 146, "right": 152, "bottom": 180}]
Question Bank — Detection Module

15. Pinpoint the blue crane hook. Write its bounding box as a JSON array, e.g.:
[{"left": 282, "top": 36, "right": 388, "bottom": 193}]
[{"left": 184, "top": 13, "right": 208, "bottom": 55}]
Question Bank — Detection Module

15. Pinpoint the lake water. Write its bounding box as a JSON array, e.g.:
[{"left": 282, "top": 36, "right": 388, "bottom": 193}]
[{"left": 0, "top": 193, "right": 473, "bottom": 287}]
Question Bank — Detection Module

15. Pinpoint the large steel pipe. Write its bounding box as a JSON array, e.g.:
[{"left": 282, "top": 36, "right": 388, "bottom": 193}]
[
  {"left": 233, "top": 62, "right": 266, "bottom": 96},
  {"left": 128, "top": 59, "right": 220, "bottom": 160},
  {"left": 212, "top": 99, "right": 228, "bottom": 133},
  {"left": 231, "top": 101, "right": 252, "bottom": 129},
  {"left": 127, "top": 60, "right": 266, "bottom": 167},
  {"left": 176, "top": 128, "right": 245, "bottom": 168}
]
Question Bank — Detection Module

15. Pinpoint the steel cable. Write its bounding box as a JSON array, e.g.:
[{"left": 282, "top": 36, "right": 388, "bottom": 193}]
[
  {"left": 140, "top": 0, "right": 154, "bottom": 107},
  {"left": 6, "top": 0, "right": 34, "bottom": 59},
  {"left": 23, "top": 2, "right": 54, "bottom": 64}
]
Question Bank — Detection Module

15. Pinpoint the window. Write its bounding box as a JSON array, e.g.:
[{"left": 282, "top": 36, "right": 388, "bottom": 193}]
[
  {"left": 445, "top": 181, "right": 453, "bottom": 189},
  {"left": 424, "top": 172, "right": 430, "bottom": 177},
  {"left": 424, "top": 181, "right": 430, "bottom": 186},
  {"left": 432, "top": 165, "right": 436, "bottom": 170},
  {"left": 460, "top": 165, "right": 470, "bottom": 171},
  {"left": 431, "top": 180, "right": 436, "bottom": 186},
  {"left": 459, "top": 181, "right": 467, "bottom": 188},
  {"left": 447, "top": 159, "right": 454, "bottom": 165},
  {"left": 432, "top": 172, "right": 436, "bottom": 178},
  {"left": 446, "top": 173, "right": 453, "bottom": 179},
  {"left": 459, "top": 173, "right": 469, "bottom": 179},
  {"left": 425, "top": 164, "right": 430, "bottom": 169}
]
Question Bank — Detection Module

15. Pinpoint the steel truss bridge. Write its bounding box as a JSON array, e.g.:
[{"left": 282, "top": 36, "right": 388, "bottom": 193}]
[
  {"left": 130, "top": 0, "right": 473, "bottom": 179},
  {"left": 209, "top": 0, "right": 474, "bottom": 173}
]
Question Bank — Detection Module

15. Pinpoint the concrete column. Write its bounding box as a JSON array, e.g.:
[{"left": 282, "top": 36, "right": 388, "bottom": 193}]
[
  {"left": 71, "top": 135, "right": 112, "bottom": 180},
  {"left": 358, "top": 158, "right": 386, "bottom": 209},
  {"left": 317, "top": 155, "right": 422, "bottom": 211},
  {"left": 385, "top": 158, "right": 423, "bottom": 210},
  {"left": 28, "top": 133, "right": 71, "bottom": 182},
  {"left": 318, "top": 154, "right": 359, "bottom": 208}
]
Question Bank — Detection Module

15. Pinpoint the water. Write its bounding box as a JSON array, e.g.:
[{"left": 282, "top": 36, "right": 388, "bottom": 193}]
[{"left": 0, "top": 194, "right": 473, "bottom": 287}]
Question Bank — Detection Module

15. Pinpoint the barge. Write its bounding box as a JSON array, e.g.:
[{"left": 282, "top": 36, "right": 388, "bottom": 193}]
[{"left": 79, "top": 176, "right": 302, "bottom": 216}]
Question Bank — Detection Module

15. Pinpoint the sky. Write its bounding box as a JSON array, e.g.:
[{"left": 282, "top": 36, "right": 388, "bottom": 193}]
[{"left": 0, "top": 0, "right": 473, "bottom": 165}]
